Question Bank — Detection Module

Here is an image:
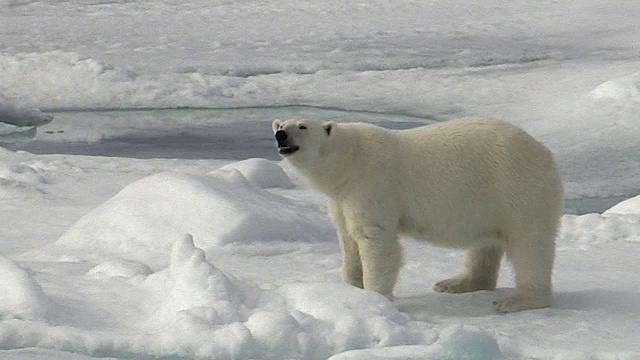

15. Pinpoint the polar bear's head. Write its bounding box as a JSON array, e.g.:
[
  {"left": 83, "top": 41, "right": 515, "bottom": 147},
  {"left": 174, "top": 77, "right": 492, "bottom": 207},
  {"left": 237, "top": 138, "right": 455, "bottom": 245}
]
[{"left": 272, "top": 119, "right": 335, "bottom": 161}]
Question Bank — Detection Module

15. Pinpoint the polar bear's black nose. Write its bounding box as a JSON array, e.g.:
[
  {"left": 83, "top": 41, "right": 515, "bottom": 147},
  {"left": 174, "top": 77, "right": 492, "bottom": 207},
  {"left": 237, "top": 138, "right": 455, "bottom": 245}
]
[{"left": 275, "top": 130, "right": 288, "bottom": 143}]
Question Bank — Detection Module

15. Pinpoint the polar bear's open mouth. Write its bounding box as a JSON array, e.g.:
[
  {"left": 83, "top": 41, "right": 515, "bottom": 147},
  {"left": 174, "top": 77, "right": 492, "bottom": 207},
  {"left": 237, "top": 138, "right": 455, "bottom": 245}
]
[{"left": 278, "top": 145, "right": 300, "bottom": 155}]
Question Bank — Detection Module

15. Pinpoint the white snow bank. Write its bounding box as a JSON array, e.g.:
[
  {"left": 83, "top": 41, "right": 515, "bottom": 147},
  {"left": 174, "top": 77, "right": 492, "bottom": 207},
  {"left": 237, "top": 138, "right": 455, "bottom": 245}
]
[
  {"left": 216, "top": 158, "right": 294, "bottom": 189},
  {"left": 0, "top": 51, "right": 138, "bottom": 110},
  {"left": 130, "top": 235, "right": 434, "bottom": 359},
  {"left": 0, "top": 94, "right": 52, "bottom": 127},
  {"left": 603, "top": 193, "right": 640, "bottom": 215},
  {"left": 137, "top": 234, "right": 257, "bottom": 358},
  {"left": 0, "top": 150, "right": 49, "bottom": 199},
  {"left": 0, "top": 348, "right": 113, "bottom": 360},
  {"left": 56, "top": 161, "right": 331, "bottom": 266},
  {"left": 86, "top": 259, "right": 152, "bottom": 279},
  {"left": 537, "top": 70, "right": 640, "bottom": 198},
  {"left": 280, "top": 283, "right": 436, "bottom": 359},
  {"left": 590, "top": 72, "right": 640, "bottom": 102},
  {"left": 0, "top": 232, "right": 440, "bottom": 359},
  {"left": 560, "top": 195, "right": 640, "bottom": 244},
  {"left": 0, "top": 257, "right": 48, "bottom": 321},
  {"left": 146, "top": 234, "right": 248, "bottom": 327},
  {"left": 561, "top": 213, "right": 640, "bottom": 244},
  {"left": 328, "top": 324, "right": 502, "bottom": 360},
  {"left": 0, "top": 123, "right": 37, "bottom": 142}
]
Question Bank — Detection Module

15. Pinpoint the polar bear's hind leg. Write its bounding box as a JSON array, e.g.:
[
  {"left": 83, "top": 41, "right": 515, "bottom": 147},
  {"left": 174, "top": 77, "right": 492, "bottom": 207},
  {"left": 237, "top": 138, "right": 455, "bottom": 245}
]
[
  {"left": 493, "top": 226, "right": 554, "bottom": 313},
  {"left": 434, "top": 244, "right": 504, "bottom": 293}
]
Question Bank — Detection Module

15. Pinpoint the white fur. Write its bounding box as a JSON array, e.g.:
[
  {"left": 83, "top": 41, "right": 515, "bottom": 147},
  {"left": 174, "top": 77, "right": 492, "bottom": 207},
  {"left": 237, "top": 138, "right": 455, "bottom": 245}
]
[{"left": 272, "top": 117, "right": 563, "bottom": 313}]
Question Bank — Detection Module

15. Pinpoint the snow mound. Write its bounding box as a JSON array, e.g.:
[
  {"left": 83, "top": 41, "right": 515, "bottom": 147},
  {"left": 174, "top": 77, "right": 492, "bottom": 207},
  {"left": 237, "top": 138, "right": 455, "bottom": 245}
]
[
  {"left": 0, "top": 256, "right": 48, "bottom": 321},
  {"left": 132, "top": 235, "right": 437, "bottom": 359},
  {"left": 558, "top": 195, "right": 640, "bottom": 244},
  {"left": 0, "top": 51, "right": 136, "bottom": 110},
  {"left": 124, "top": 234, "right": 259, "bottom": 359},
  {"left": 0, "top": 93, "right": 52, "bottom": 127},
  {"left": 590, "top": 72, "right": 640, "bottom": 102},
  {"left": 56, "top": 169, "right": 331, "bottom": 265},
  {"left": 0, "top": 348, "right": 111, "bottom": 360},
  {"left": 561, "top": 212, "right": 640, "bottom": 244},
  {"left": 145, "top": 234, "right": 250, "bottom": 328},
  {"left": 328, "top": 324, "right": 502, "bottom": 360},
  {"left": 603, "top": 194, "right": 640, "bottom": 215},
  {"left": 215, "top": 158, "right": 294, "bottom": 189},
  {"left": 0, "top": 123, "right": 37, "bottom": 142},
  {"left": 86, "top": 260, "right": 152, "bottom": 279},
  {"left": 0, "top": 156, "right": 49, "bottom": 199},
  {"left": 244, "top": 310, "right": 301, "bottom": 357},
  {"left": 280, "top": 282, "right": 435, "bottom": 359},
  {"left": 139, "top": 235, "right": 278, "bottom": 358}
]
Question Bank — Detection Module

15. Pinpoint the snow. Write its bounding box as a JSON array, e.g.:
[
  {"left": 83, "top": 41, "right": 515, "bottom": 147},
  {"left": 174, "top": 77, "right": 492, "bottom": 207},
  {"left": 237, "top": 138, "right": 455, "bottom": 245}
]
[
  {"left": 329, "top": 325, "right": 503, "bottom": 360},
  {"left": 217, "top": 158, "right": 295, "bottom": 189},
  {"left": 1, "top": 153, "right": 639, "bottom": 359},
  {"left": 0, "top": 257, "right": 48, "bottom": 321},
  {"left": 55, "top": 168, "right": 330, "bottom": 267},
  {"left": 0, "top": 94, "right": 52, "bottom": 128},
  {"left": 0, "top": 94, "right": 52, "bottom": 141},
  {"left": 0, "top": 0, "right": 639, "bottom": 359},
  {"left": 590, "top": 73, "right": 640, "bottom": 102},
  {"left": 604, "top": 194, "right": 640, "bottom": 216}
]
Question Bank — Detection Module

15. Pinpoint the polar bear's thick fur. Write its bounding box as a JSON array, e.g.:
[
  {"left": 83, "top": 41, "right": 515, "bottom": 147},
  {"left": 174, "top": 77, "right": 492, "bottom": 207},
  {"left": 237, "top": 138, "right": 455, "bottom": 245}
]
[{"left": 272, "top": 117, "right": 563, "bottom": 313}]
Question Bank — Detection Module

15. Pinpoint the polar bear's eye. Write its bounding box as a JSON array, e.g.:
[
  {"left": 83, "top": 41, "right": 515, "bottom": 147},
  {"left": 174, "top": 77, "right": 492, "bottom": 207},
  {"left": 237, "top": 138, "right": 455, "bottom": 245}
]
[{"left": 299, "top": 125, "right": 307, "bottom": 130}]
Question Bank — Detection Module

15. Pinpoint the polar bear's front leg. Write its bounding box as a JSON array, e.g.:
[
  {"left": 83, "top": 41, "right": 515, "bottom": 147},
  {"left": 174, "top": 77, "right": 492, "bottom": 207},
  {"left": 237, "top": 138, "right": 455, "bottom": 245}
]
[
  {"left": 354, "top": 226, "right": 402, "bottom": 300},
  {"left": 340, "top": 233, "right": 364, "bottom": 288},
  {"left": 329, "top": 201, "right": 363, "bottom": 288}
]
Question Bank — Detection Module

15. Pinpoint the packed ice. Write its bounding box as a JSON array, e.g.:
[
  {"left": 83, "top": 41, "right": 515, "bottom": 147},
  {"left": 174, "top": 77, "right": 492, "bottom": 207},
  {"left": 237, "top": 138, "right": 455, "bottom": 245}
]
[{"left": 1, "top": 0, "right": 639, "bottom": 359}]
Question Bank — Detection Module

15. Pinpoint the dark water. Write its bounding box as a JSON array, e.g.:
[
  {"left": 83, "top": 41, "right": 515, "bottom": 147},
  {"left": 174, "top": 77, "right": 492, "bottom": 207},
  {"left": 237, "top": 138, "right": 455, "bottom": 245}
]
[
  {"left": 2, "top": 106, "right": 434, "bottom": 160},
  {"left": 1, "top": 106, "right": 632, "bottom": 214}
]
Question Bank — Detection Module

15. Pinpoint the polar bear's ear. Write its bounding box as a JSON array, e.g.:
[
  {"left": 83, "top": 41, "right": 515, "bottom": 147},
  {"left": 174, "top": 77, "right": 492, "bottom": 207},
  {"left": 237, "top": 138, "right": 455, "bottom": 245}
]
[
  {"left": 272, "top": 119, "right": 282, "bottom": 133},
  {"left": 323, "top": 121, "right": 335, "bottom": 136}
]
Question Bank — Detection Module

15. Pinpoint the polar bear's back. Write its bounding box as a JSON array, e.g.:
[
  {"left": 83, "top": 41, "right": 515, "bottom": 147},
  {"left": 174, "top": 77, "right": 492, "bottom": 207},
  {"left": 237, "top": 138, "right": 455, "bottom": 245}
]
[
  {"left": 379, "top": 117, "right": 562, "bottom": 245},
  {"left": 399, "top": 117, "right": 538, "bottom": 150},
  {"left": 397, "top": 117, "right": 557, "bottom": 183},
  {"left": 338, "top": 117, "right": 560, "bottom": 198}
]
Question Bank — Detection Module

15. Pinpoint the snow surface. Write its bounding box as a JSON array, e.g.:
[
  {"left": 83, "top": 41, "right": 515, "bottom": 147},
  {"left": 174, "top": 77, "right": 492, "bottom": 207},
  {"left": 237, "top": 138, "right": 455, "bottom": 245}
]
[
  {"left": 1, "top": 152, "right": 639, "bottom": 359},
  {"left": 0, "top": 94, "right": 52, "bottom": 141},
  {"left": 0, "top": 95, "right": 52, "bottom": 128},
  {"left": 1, "top": 0, "right": 640, "bottom": 359}
]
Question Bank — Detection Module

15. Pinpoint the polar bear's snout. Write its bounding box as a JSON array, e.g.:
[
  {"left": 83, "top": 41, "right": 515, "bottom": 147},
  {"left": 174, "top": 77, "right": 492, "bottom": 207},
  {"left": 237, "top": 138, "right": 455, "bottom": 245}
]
[
  {"left": 274, "top": 130, "right": 300, "bottom": 155},
  {"left": 275, "top": 130, "right": 288, "bottom": 143}
]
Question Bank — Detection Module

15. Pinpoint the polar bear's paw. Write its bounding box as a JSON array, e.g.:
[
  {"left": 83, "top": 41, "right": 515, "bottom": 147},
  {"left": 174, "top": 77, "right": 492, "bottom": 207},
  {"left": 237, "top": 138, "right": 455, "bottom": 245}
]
[
  {"left": 433, "top": 274, "right": 495, "bottom": 293},
  {"left": 492, "top": 295, "right": 551, "bottom": 313}
]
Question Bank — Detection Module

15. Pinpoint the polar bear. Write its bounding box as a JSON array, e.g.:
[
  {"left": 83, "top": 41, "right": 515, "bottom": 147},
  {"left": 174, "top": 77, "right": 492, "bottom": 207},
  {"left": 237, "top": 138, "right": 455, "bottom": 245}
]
[{"left": 272, "top": 117, "right": 563, "bottom": 313}]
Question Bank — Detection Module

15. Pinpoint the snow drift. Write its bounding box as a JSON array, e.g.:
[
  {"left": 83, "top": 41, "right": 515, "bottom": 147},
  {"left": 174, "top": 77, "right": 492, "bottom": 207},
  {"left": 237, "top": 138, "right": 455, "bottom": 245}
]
[
  {"left": 0, "top": 153, "right": 639, "bottom": 358},
  {"left": 0, "top": 256, "right": 48, "bottom": 321},
  {"left": 0, "top": 94, "right": 52, "bottom": 128},
  {"left": 0, "top": 93, "right": 52, "bottom": 141},
  {"left": 55, "top": 159, "right": 330, "bottom": 266}
]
